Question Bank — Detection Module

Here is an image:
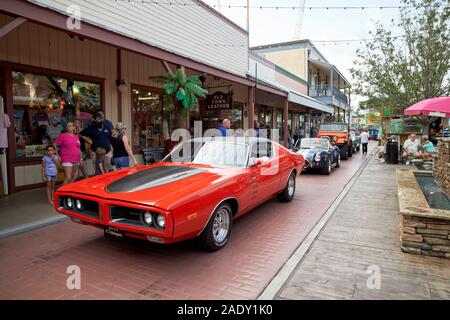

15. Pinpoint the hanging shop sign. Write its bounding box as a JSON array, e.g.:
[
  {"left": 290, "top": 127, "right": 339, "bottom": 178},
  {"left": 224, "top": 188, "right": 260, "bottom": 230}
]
[{"left": 204, "top": 91, "right": 232, "bottom": 111}]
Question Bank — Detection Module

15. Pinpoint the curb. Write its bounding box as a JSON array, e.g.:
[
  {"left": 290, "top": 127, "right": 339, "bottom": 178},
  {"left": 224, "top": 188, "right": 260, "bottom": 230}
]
[
  {"left": 258, "top": 148, "right": 376, "bottom": 300},
  {"left": 0, "top": 215, "right": 69, "bottom": 240}
]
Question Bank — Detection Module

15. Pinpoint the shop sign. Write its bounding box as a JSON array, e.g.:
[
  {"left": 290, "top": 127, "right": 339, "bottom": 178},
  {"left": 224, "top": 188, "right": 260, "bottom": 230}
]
[
  {"left": 390, "top": 121, "right": 404, "bottom": 134},
  {"left": 205, "top": 91, "right": 232, "bottom": 111},
  {"left": 429, "top": 111, "right": 446, "bottom": 117}
]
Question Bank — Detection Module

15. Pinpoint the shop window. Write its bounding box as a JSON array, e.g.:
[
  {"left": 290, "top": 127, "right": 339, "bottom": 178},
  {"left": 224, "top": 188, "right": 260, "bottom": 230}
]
[
  {"left": 202, "top": 103, "right": 242, "bottom": 131},
  {"left": 132, "top": 87, "right": 173, "bottom": 151},
  {"left": 254, "top": 107, "right": 272, "bottom": 128},
  {"left": 219, "top": 104, "right": 242, "bottom": 130},
  {"left": 276, "top": 110, "right": 283, "bottom": 138},
  {"left": 12, "top": 71, "right": 101, "bottom": 158}
]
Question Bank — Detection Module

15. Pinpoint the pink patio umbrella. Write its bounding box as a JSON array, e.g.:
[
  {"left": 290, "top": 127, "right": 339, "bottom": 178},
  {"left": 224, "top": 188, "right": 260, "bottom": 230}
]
[{"left": 404, "top": 96, "right": 450, "bottom": 118}]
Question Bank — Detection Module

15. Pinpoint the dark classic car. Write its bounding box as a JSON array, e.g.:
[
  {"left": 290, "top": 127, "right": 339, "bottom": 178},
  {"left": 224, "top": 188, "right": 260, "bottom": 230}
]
[{"left": 292, "top": 138, "right": 340, "bottom": 175}]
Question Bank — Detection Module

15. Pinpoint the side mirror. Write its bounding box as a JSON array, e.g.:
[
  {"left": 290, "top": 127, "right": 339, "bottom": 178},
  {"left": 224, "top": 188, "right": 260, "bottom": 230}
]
[
  {"left": 253, "top": 159, "right": 263, "bottom": 167},
  {"left": 250, "top": 157, "right": 269, "bottom": 167}
]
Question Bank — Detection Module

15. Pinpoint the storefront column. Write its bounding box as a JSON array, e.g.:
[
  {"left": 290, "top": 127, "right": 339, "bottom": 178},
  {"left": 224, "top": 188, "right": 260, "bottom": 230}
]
[
  {"left": 248, "top": 86, "right": 254, "bottom": 134},
  {"left": 117, "top": 48, "right": 122, "bottom": 122},
  {"left": 283, "top": 97, "right": 288, "bottom": 147}
]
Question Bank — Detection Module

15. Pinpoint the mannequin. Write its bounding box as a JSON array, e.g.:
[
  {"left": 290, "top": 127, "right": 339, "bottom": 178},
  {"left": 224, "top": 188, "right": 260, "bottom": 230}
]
[{"left": 0, "top": 95, "right": 10, "bottom": 195}]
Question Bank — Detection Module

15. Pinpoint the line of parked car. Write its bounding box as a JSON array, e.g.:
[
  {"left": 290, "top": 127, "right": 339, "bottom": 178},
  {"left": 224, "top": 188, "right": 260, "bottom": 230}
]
[
  {"left": 291, "top": 123, "right": 360, "bottom": 175},
  {"left": 54, "top": 123, "right": 360, "bottom": 251}
]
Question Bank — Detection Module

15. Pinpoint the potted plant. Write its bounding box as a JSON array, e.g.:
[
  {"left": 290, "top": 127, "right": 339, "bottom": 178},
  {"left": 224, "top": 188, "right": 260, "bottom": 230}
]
[{"left": 152, "top": 67, "right": 208, "bottom": 129}]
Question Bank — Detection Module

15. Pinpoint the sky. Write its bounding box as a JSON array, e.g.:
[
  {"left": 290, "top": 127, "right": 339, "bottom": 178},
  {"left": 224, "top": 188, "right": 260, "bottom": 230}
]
[{"left": 202, "top": 0, "right": 405, "bottom": 106}]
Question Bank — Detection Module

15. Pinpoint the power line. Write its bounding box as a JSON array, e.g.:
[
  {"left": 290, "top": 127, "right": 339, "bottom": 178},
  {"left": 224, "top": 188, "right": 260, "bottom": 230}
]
[
  {"left": 113, "top": 0, "right": 422, "bottom": 10},
  {"left": 200, "top": 35, "right": 406, "bottom": 47}
]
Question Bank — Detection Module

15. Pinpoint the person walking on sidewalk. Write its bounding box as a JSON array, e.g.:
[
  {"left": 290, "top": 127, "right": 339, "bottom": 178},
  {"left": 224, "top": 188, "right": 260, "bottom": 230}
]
[
  {"left": 41, "top": 145, "right": 60, "bottom": 205},
  {"left": 111, "top": 123, "right": 137, "bottom": 169},
  {"left": 360, "top": 128, "right": 369, "bottom": 155}
]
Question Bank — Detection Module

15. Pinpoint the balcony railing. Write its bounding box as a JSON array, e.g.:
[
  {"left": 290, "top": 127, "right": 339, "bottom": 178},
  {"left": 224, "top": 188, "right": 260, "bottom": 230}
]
[{"left": 309, "top": 84, "right": 349, "bottom": 105}]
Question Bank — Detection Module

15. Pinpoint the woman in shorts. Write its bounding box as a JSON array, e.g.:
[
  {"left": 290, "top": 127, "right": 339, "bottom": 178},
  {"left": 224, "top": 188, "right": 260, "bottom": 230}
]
[{"left": 55, "top": 122, "right": 81, "bottom": 184}]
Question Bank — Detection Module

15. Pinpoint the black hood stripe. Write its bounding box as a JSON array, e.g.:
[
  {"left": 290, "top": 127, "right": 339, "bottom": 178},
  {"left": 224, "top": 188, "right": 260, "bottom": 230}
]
[{"left": 107, "top": 166, "right": 205, "bottom": 193}]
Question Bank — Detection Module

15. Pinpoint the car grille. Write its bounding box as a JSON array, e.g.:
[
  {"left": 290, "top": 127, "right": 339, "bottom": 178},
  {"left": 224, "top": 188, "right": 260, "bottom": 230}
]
[
  {"left": 59, "top": 196, "right": 99, "bottom": 219},
  {"left": 110, "top": 205, "right": 144, "bottom": 227}
]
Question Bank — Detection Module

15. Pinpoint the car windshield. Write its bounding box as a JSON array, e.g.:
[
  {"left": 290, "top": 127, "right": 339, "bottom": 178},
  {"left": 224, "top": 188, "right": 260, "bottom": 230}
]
[
  {"left": 300, "top": 138, "right": 329, "bottom": 149},
  {"left": 320, "top": 124, "right": 348, "bottom": 132},
  {"left": 163, "top": 140, "right": 249, "bottom": 168}
]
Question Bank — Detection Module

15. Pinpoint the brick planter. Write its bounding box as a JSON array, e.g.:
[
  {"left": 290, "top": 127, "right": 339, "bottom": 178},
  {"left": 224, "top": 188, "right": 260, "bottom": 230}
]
[
  {"left": 397, "top": 168, "right": 450, "bottom": 259},
  {"left": 433, "top": 138, "right": 450, "bottom": 196},
  {"left": 400, "top": 215, "right": 450, "bottom": 258}
]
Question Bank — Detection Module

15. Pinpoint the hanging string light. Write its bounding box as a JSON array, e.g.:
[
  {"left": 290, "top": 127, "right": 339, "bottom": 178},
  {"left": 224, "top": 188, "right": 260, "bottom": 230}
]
[{"left": 112, "top": 0, "right": 427, "bottom": 10}]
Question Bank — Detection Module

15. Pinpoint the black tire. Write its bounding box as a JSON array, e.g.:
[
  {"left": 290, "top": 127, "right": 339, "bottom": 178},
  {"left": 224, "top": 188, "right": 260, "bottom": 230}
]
[
  {"left": 197, "top": 202, "right": 233, "bottom": 251},
  {"left": 277, "top": 171, "right": 296, "bottom": 202},
  {"left": 341, "top": 145, "right": 349, "bottom": 160},
  {"left": 336, "top": 153, "right": 341, "bottom": 168},
  {"left": 321, "top": 158, "right": 331, "bottom": 175},
  {"left": 348, "top": 143, "right": 353, "bottom": 157}
]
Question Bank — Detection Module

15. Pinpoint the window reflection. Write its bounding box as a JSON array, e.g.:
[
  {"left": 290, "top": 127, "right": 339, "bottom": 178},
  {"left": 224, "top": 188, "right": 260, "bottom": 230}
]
[{"left": 12, "top": 71, "right": 101, "bottom": 158}]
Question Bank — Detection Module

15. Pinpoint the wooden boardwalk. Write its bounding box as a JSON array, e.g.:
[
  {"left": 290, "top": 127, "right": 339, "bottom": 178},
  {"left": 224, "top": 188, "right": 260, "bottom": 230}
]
[{"left": 276, "top": 158, "right": 450, "bottom": 300}]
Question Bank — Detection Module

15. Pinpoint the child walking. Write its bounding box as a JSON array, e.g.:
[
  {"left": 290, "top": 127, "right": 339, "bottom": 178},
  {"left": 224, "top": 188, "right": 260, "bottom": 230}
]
[{"left": 41, "top": 145, "right": 60, "bottom": 205}]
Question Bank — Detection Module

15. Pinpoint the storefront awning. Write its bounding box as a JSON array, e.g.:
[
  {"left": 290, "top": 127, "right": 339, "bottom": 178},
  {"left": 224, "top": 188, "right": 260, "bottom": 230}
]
[{"left": 288, "top": 91, "right": 334, "bottom": 114}]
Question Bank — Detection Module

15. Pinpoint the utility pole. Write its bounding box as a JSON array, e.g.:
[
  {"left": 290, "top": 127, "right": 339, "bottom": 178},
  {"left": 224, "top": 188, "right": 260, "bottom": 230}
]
[
  {"left": 246, "top": 0, "right": 250, "bottom": 33},
  {"left": 294, "top": 0, "right": 306, "bottom": 40}
]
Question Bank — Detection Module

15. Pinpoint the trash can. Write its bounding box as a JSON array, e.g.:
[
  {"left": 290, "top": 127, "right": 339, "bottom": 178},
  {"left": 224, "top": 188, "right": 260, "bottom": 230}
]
[{"left": 386, "top": 139, "right": 399, "bottom": 164}]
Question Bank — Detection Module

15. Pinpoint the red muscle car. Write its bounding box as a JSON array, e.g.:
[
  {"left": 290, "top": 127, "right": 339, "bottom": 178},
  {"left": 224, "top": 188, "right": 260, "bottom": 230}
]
[{"left": 54, "top": 137, "right": 306, "bottom": 251}]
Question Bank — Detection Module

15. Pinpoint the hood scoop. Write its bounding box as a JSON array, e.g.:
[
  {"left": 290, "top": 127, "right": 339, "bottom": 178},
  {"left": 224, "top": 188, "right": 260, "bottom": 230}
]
[{"left": 107, "top": 166, "right": 205, "bottom": 193}]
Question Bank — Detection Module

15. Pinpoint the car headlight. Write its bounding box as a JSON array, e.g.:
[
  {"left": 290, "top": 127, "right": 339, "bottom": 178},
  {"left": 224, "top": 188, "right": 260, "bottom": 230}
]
[
  {"left": 75, "top": 199, "right": 83, "bottom": 211},
  {"left": 332, "top": 136, "right": 337, "bottom": 141},
  {"left": 314, "top": 154, "right": 321, "bottom": 162},
  {"left": 156, "top": 214, "right": 165, "bottom": 228},
  {"left": 66, "top": 197, "right": 73, "bottom": 209},
  {"left": 143, "top": 211, "right": 153, "bottom": 226}
]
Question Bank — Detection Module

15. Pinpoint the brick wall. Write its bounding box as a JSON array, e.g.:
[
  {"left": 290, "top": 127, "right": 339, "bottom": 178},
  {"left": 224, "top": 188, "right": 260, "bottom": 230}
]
[{"left": 433, "top": 138, "right": 450, "bottom": 195}]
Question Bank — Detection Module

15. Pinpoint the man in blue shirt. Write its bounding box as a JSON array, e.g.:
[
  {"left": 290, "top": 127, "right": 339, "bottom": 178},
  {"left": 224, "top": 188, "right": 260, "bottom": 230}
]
[
  {"left": 218, "top": 119, "right": 231, "bottom": 137},
  {"left": 79, "top": 111, "right": 113, "bottom": 153}
]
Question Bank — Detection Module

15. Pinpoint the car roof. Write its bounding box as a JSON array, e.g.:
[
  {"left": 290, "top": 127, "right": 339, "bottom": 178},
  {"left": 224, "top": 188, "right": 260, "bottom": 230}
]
[{"left": 185, "top": 136, "right": 275, "bottom": 144}]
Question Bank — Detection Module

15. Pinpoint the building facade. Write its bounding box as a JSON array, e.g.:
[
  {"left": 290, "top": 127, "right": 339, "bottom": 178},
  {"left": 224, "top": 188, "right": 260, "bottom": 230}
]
[
  {"left": 0, "top": 0, "right": 330, "bottom": 194},
  {"left": 251, "top": 39, "right": 352, "bottom": 125}
]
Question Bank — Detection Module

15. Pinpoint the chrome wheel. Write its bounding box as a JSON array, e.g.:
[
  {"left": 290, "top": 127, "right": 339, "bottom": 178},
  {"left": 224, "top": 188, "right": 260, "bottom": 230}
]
[
  {"left": 287, "top": 174, "right": 295, "bottom": 197},
  {"left": 212, "top": 207, "right": 231, "bottom": 243},
  {"left": 328, "top": 159, "right": 332, "bottom": 173}
]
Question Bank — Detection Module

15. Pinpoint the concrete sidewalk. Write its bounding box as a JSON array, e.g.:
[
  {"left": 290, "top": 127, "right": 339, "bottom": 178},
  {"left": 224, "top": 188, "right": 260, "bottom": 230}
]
[
  {"left": 275, "top": 156, "right": 450, "bottom": 299},
  {"left": 0, "top": 187, "right": 67, "bottom": 239}
]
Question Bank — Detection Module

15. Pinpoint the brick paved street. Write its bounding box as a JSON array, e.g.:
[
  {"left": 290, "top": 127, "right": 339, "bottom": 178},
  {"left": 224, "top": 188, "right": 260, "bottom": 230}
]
[
  {"left": 0, "top": 146, "right": 371, "bottom": 300},
  {"left": 276, "top": 157, "right": 450, "bottom": 300}
]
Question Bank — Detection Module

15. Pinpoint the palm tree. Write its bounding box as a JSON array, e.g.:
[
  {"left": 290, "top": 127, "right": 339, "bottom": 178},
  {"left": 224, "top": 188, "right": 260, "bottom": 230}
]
[{"left": 152, "top": 67, "right": 208, "bottom": 128}]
